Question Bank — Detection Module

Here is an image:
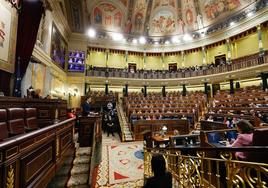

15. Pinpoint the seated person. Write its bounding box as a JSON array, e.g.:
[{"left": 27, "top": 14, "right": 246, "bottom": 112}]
[
  {"left": 207, "top": 115, "right": 214, "bottom": 122},
  {"left": 230, "top": 120, "right": 254, "bottom": 160},
  {"left": 143, "top": 154, "right": 172, "bottom": 188}
]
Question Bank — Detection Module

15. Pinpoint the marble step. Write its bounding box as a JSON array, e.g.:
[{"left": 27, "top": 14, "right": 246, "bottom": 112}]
[
  {"left": 73, "top": 156, "right": 90, "bottom": 165},
  {"left": 67, "top": 174, "right": 89, "bottom": 187},
  {"left": 76, "top": 147, "right": 91, "bottom": 157},
  {"left": 71, "top": 164, "right": 90, "bottom": 175},
  {"left": 55, "top": 165, "right": 72, "bottom": 177},
  {"left": 62, "top": 156, "right": 74, "bottom": 167},
  {"left": 47, "top": 176, "right": 69, "bottom": 188}
]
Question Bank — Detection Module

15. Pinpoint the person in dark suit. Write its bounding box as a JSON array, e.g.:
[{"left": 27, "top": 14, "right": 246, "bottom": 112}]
[
  {"left": 82, "top": 96, "right": 92, "bottom": 115},
  {"left": 143, "top": 154, "right": 172, "bottom": 188}
]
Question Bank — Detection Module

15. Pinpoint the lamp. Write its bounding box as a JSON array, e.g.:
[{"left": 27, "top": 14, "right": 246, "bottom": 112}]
[{"left": 161, "top": 125, "right": 168, "bottom": 137}]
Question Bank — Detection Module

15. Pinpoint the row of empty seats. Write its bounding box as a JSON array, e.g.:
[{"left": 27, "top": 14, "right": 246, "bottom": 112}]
[{"left": 0, "top": 108, "right": 37, "bottom": 141}]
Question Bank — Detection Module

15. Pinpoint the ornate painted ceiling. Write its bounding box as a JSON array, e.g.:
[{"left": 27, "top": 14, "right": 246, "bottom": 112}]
[{"left": 83, "top": 0, "right": 256, "bottom": 37}]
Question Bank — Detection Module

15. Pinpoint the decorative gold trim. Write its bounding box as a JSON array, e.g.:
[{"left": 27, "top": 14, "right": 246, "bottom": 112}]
[
  {"left": 56, "top": 137, "right": 60, "bottom": 157},
  {"left": 6, "top": 165, "right": 14, "bottom": 188}
]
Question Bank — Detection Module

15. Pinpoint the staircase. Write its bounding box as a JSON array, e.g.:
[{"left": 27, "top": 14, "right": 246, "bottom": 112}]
[
  {"left": 67, "top": 134, "right": 92, "bottom": 187},
  {"left": 117, "top": 101, "right": 134, "bottom": 141},
  {"left": 47, "top": 134, "right": 92, "bottom": 188}
]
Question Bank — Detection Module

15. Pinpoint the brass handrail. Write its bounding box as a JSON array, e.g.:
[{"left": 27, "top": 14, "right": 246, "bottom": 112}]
[{"left": 144, "top": 147, "right": 268, "bottom": 188}]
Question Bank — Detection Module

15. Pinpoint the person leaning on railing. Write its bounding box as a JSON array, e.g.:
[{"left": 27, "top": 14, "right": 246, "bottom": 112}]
[{"left": 143, "top": 154, "right": 172, "bottom": 188}]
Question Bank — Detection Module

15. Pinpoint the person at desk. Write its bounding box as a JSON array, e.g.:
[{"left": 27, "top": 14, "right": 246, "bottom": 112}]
[
  {"left": 230, "top": 120, "right": 254, "bottom": 160},
  {"left": 82, "top": 96, "right": 92, "bottom": 115},
  {"left": 143, "top": 154, "right": 172, "bottom": 188}
]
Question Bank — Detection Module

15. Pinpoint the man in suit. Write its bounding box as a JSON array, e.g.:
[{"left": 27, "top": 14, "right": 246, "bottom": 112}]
[
  {"left": 82, "top": 96, "right": 92, "bottom": 115},
  {"left": 143, "top": 154, "right": 172, "bottom": 188}
]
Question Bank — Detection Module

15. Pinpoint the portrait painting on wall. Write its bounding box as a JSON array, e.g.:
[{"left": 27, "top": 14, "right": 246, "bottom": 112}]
[
  {"left": 150, "top": 10, "right": 175, "bottom": 35},
  {"left": 50, "top": 23, "right": 67, "bottom": 69},
  {"left": 0, "top": 3, "right": 11, "bottom": 64}
]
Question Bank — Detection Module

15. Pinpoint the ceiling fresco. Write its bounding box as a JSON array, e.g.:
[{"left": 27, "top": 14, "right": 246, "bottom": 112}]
[{"left": 85, "top": 0, "right": 256, "bottom": 37}]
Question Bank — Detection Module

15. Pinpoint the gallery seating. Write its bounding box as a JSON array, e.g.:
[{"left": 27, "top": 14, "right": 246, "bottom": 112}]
[
  {"left": 7, "top": 108, "right": 25, "bottom": 136},
  {"left": 24, "top": 108, "right": 38, "bottom": 131},
  {"left": 0, "top": 109, "right": 8, "bottom": 140}
]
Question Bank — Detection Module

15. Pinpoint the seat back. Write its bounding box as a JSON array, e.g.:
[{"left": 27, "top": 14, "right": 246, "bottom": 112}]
[
  {"left": 24, "top": 108, "right": 38, "bottom": 130},
  {"left": 0, "top": 109, "right": 8, "bottom": 140},
  {"left": 249, "top": 128, "right": 268, "bottom": 163},
  {"left": 7, "top": 108, "right": 25, "bottom": 135}
]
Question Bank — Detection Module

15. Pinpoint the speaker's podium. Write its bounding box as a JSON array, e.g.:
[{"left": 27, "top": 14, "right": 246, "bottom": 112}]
[{"left": 78, "top": 113, "right": 102, "bottom": 147}]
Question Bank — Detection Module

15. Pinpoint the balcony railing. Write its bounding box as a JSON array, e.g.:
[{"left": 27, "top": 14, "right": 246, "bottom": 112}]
[
  {"left": 86, "top": 53, "right": 268, "bottom": 80},
  {"left": 144, "top": 147, "right": 268, "bottom": 188}
]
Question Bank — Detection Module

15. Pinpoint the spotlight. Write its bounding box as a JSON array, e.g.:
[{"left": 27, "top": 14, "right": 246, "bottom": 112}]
[
  {"left": 230, "top": 22, "right": 235, "bottom": 26},
  {"left": 171, "top": 36, "right": 180, "bottom": 43},
  {"left": 111, "top": 33, "right": 123, "bottom": 41},
  {"left": 183, "top": 34, "right": 193, "bottom": 41},
  {"left": 132, "top": 39, "right": 138, "bottom": 44},
  {"left": 247, "top": 12, "right": 253, "bottom": 17},
  {"left": 165, "top": 40, "right": 170, "bottom": 45},
  {"left": 139, "top": 36, "right": 146, "bottom": 44},
  {"left": 87, "top": 28, "right": 96, "bottom": 38}
]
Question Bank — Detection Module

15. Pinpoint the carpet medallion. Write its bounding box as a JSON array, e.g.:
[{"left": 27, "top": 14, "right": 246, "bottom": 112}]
[{"left": 108, "top": 143, "right": 144, "bottom": 184}]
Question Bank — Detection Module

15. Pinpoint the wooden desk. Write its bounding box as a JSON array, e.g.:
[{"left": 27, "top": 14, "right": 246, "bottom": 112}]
[{"left": 133, "top": 119, "right": 190, "bottom": 141}]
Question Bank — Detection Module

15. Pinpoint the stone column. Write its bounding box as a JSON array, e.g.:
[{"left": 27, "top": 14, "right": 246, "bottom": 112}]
[
  {"left": 257, "top": 25, "right": 264, "bottom": 56},
  {"left": 105, "top": 83, "right": 109, "bottom": 95},
  {"left": 230, "top": 79, "right": 234, "bottom": 94},
  {"left": 204, "top": 82, "right": 208, "bottom": 95},
  {"left": 125, "top": 84, "right": 128, "bottom": 97},
  {"left": 226, "top": 38, "right": 232, "bottom": 64},
  {"left": 202, "top": 46, "right": 207, "bottom": 65},
  {"left": 162, "top": 86, "right": 166, "bottom": 97},
  {"left": 182, "top": 84, "right": 186, "bottom": 96},
  {"left": 260, "top": 73, "right": 268, "bottom": 91},
  {"left": 144, "top": 85, "right": 147, "bottom": 97}
]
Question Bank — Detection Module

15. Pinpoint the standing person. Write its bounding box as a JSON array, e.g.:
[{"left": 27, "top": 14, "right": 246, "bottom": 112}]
[
  {"left": 107, "top": 115, "right": 114, "bottom": 137},
  {"left": 143, "top": 154, "right": 172, "bottom": 188},
  {"left": 82, "top": 96, "right": 92, "bottom": 115}
]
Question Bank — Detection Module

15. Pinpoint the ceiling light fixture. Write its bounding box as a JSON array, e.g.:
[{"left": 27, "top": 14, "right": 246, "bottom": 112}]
[
  {"left": 171, "top": 36, "right": 180, "bottom": 43},
  {"left": 87, "top": 28, "right": 96, "bottom": 38},
  {"left": 165, "top": 40, "right": 170, "bottom": 45},
  {"left": 139, "top": 36, "right": 146, "bottom": 44},
  {"left": 230, "top": 22, "right": 235, "bottom": 26},
  {"left": 247, "top": 12, "right": 253, "bottom": 17},
  {"left": 183, "top": 34, "right": 192, "bottom": 41},
  {"left": 111, "top": 33, "right": 123, "bottom": 41},
  {"left": 132, "top": 39, "right": 138, "bottom": 44}
]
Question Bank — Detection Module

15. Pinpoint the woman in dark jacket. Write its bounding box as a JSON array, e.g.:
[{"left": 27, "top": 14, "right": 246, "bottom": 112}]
[{"left": 143, "top": 154, "right": 172, "bottom": 188}]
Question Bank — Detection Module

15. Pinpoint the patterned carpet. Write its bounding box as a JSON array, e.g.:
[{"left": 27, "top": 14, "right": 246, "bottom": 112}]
[{"left": 95, "top": 134, "right": 144, "bottom": 188}]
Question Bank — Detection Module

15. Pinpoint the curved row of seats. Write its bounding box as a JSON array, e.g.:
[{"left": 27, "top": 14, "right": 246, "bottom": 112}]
[{"left": 0, "top": 108, "right": 37, "bottom": 141}]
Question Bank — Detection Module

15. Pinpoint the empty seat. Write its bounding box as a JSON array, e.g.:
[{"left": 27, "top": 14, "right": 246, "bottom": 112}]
[
  {"left": 248, "top": 128, "right": 268, "bottom": 163},
  {"left": 0, "top": 109, "right": 8, "bottom": 140},
  {"left": 24, "top": 108, "right": 38, "bottom": 131},
  {"left": 7, "top": 108, "right": 25, "bottom": 136}
]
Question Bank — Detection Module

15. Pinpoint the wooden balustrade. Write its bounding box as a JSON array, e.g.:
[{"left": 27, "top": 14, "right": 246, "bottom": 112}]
[{"left": 0, "top": 117, "right": 76, "bottom": 188}]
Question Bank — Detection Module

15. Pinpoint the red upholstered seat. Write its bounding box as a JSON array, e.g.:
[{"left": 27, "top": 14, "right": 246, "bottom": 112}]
[
  {"left": 7, "top": 108, "right": 25, "bottom": 135},
  {"left": 24, "top": 108, "right": 38, "bottom": 131},
  {"left": 0, "top": 109, "right": 8, "bottom": 140}
]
